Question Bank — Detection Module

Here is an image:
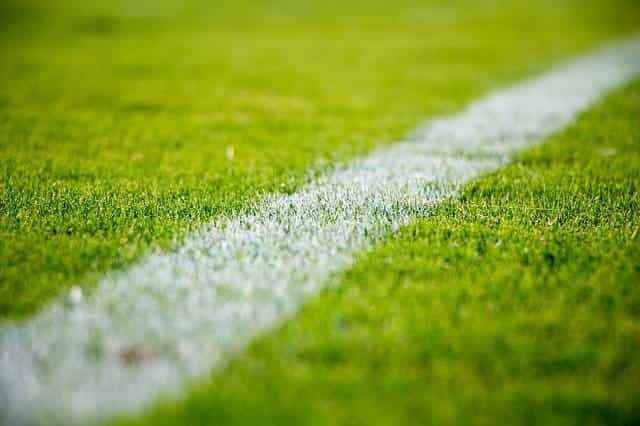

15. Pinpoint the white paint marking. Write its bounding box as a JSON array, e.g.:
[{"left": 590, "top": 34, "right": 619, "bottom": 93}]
[{"left": 2, "top": 37, "right": 640, "bottom": 425}]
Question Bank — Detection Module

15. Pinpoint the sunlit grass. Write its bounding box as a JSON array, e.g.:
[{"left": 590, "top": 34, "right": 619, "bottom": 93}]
[
  {"left": 2, "top": 0, "right": 639, "bottom": 320},
  {"left": 118, "top": 80, "right": 640, "bottom": 426}
]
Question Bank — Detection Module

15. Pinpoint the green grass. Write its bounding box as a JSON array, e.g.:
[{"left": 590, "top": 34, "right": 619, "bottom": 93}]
[
  {"left": 116, "top": 80, "right": 640, "bottom": 426},
  {"left": 2, "top": 0, "right": 640, "bottom": 319}
]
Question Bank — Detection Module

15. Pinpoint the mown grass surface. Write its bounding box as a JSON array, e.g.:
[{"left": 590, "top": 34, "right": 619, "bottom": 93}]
[
  {"left": 116, "top": 81, "right": 640, "bottom": 426},
  {"left": 2, "top": 0, "right": 640, "bottom": 319}
]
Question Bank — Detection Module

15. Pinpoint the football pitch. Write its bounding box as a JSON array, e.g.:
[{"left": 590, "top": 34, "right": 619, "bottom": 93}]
[{"left": 1, "top": 1, "right": 640, "bottom": 425}]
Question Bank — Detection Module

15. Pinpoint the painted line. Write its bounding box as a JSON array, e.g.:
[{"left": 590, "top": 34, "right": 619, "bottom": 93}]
[{"left": 2, "top": 36, "right": 640, "bottom": 425}]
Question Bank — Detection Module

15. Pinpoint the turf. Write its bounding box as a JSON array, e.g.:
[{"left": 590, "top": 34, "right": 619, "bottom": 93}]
[
  {"left": 115, "top": 79, "right": 640, "bottom": 426},
  {"left": 2, "top": 0, "right": 640, "bottom": 319}
]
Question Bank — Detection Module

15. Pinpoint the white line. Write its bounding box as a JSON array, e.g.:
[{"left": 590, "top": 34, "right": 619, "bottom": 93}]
[{"left": 2, "top": 37, "right": 640, "bottom": 425}]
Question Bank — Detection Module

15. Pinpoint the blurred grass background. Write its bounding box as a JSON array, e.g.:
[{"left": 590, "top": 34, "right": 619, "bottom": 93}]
[{"left": 1, "top": 0, "right": 639, "bottom": 320}]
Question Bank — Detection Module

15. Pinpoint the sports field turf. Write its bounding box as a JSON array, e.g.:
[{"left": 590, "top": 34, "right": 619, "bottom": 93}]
[
  {"left": 1, "top": 0, "right": 639, "bottom": 425},
  {"left": 2, "top": 0, "right": 639, "bottom": 319},
  {"left": 117, "top": 80, "right": 640, "bottom": 426}
]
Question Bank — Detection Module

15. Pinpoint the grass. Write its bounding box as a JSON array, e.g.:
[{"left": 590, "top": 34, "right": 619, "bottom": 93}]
[
  {"left": 2, "top": 0, "right": 640, "bottom": 319},
  {"left": 115, "top": 79, "right": 640, "bottom": 426}
]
